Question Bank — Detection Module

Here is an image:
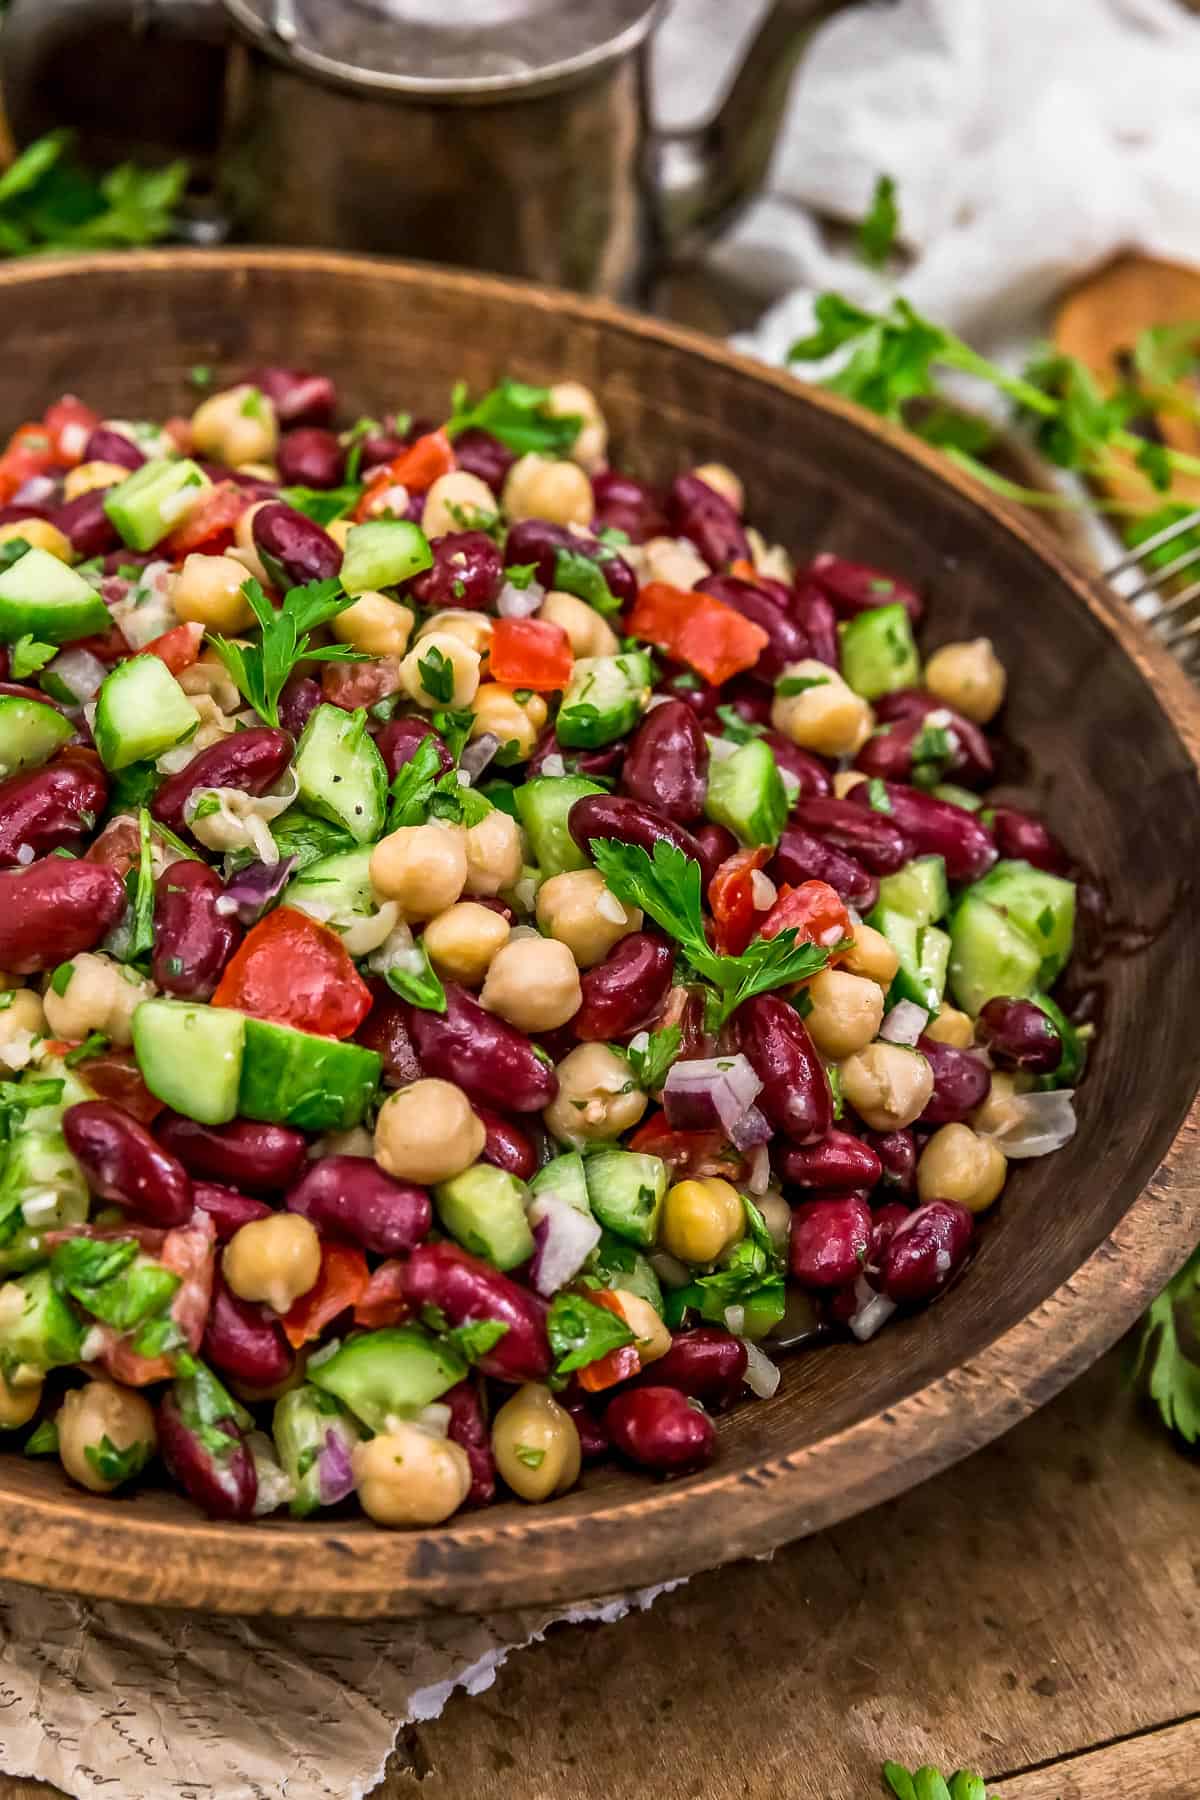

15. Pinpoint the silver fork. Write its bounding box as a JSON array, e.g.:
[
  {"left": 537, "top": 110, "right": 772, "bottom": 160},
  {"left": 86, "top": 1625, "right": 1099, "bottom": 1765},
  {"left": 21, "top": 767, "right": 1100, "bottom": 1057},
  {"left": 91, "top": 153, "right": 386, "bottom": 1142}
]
[{"left": 1104, "top": 508, "right": 1200, "bottom": 668}]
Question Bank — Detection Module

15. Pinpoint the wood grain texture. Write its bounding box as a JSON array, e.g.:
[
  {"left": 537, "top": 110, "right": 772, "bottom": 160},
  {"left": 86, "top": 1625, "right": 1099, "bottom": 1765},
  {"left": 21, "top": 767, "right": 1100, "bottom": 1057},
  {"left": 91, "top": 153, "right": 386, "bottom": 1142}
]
[
  {"left": 1000, "top": 1721, "right": 1200, "bottom": 1800},
  {"left": 0, "top": 250, "right": 1197, "bottom": 1618}
]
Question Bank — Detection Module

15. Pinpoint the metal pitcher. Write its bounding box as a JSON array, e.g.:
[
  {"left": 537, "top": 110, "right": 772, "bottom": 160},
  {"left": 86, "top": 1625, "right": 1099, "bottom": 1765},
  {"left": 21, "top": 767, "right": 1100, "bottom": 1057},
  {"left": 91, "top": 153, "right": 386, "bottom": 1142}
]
[{"left": 1, "top": 0, "right": 857, "bottom": 301}]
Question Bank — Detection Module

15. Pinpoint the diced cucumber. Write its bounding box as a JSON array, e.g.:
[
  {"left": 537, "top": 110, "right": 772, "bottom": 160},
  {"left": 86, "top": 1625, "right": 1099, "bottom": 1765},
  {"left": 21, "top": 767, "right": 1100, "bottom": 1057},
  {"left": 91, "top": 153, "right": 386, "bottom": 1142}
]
[
  {"left": 0, "top": 1128, "right": 89, "bottom": 1276},
  {"left": 873, "top": 856, "right": 950, "bottom": 928},
  {"left": 838, "top": 602, "right": 920, "bottom": 700},
  {"left": 932, "top": 782, "right": 983, "bottom": 812},
  {"left": 132, "top": 999, "right": 246, "bottom": 1124},
  {"left": 434, "top": 1164, "right": 535, "bottom": 1271},
  {"left": 293, "top": 704, "right": 387, "bottom": 844},
  {"left": 703, "top": 737, "right": 788, "bottom": 848},
  {"left": 0, "top": 546, "right": 109, "bottom": 645},
  {"left": 0, "top": 1266, "right": 84, "bottom": 1380},
  {"left": 0, "top": 694, "right": 73, "bottom": 780},
  {"left": 282, "top": 845, "right": 379, "bottom": 935},
  {"left": 970, "top": 859, "right": 1076, "bottom": 987},
  {"left": 556, "top": 651, "right": 653, "bottom": 749},
  {"left": 272, "top": 1384, "right": 362, "bottom": 1518},
  {"left": 584, "top": 1149, "right": 668, "bottom": 1248},
  {"left": 1031, "top": 991, "right": 1085, "bottom": 1088},
  {"left": 103, "top": 457, "right": 211, "bottom": 552},
  {"left": 93, "top": 656, "right": 198, "bottom": 771},
  {"left": 237, "top": 1016, "right": 381, "bottom": 1131},
  {"left": 528, "top": 1152, "right": 592, "bottom": 1217},
  {"left": 875, "top": 907, "right": 950, "bottom": 1014},
  {"left": 308, "top": 1326, "right": 466, "bottom": 1432},
  {"left": 588, "top": 1228, "right": 664, "bottom": 1317},
  {"left": 948, "top": 892, "right": 1041, "bottom": 1016},
  {"left": 340, "top": 520, "right": 431, "bottom": 596},
  {"left": 514, "top": 774, "right": 605, "bottom": 876}
]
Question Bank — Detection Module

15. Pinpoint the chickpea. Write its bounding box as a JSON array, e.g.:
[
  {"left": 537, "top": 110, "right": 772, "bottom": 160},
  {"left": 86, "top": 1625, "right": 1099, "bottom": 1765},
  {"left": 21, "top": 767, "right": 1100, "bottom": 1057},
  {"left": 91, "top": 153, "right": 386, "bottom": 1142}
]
[
  {"left": 370, "top": 821, "right": 468, "bottom": 918},
  {"left": 422, "top": 902, "right": 510, "bottom": 985},
  {"left": 692, "top": 462, "right": 744, "bottom": 514},
  {"left": 232, "top": 498, "right": 270, "bottom": 585},
  {"left": 190, "top": 383, "right": 279, "bottom": 468},
  {"left": 0, "top": 518, "right": 74, "bottom": 562},
  {"left": 747, "top": 527, "right": 794, "bottom": 584},
  {"left": 64, "top": 459, "right": 135, "bottom": 501},
  {"left": 608, "top": 1290, "right": 671, "bottom": 1364},
  {"left": 463, "top": 808, "right": 524, "bottom": 898},
  {"left": 840, "top": 922, "right": 900, "bottom": 991},
  {"left": 544, "top": 1042, "right": 647, "bottom": 1145},
  {"left": 546, "top": 380, "right": 608, "bottom": 474},
  {"left": 917, "top": 1122, "right": 1007, "bottom": 1213},
  {"left": 754, "top": 1190, "right": 793, "bottom": 1254},
  {"left": 660, "top": 1178, "right": 746, "bottom": 1267},
  {"left": 56, "top": 1378, "right": 156, "bottom": 1494},
  {"left": 969, "top": 1070, "right": 1033, "bottom": 1137},
  {"left": 481, "top": 937, "right": 581, "bottom": 1033},
  {"left": 327, "top": 517, "right": 355, "bottom": 551},
  {"left": 416, "top": 609, "right": 494, "bottom": 659},
  {"left": 925, "top": 1002, "right": 974, "bottom": 1049},
  {"left": 839, "top": 1042, "right": 933, "bottom": 1131},
  {"left": 470, "top": 683, "right": 548, "bottom": 761},
  {"left": 502, "top": 453, "right": 594, "bottom": 529},
  {"left": 421, "top": 470, "right": 497, "bottom": 540},
  {"left": 331, "top": 590, "right": 414, "bottom": 658},
  {"left": 772, "top": 660, "right": 873, "bottom": 758},
  {"left": 924, "top": 638, "right": 1007, "bottom": 725},
  {"left": 374, "top": 1078, "right": 485, "bottom": 1184},
  {"left": 399, "top": 630, "right": 480, "bottom": 711},
  {"left": 223, "top": 1213, "right": 322, "bottom": 1316},
  {"left": 0, "top": 1369, "right": 41, "bottom": 1430},
  {"left": 536, "top": 868, "right": 641, "bottom": 967},
  {"left": 537, "top": 589, "right": 619, "bottom": 659},
  {"left": 491, "top": 1383, "right": 582, "bottom": 1502},
  {"left": 832, "top": 769, "right": 867, "bottom": 799},
  {"left": 634, "top": 535, "right": 708, "bottom": 591},
  {"left": 0, "top": 987, "right": 44, "bottom": 1048},
  {"left": 43, "top": 952, "right": 152, "bottom": 1049},
  {"left": 172, "top": 552, "right": 258, "bottom": 631},
  {"left": 803, "top": 968, "right": 885, "bottom": 1059},
  {"left": 353, "top": 1422, "right": 472, "bottom": 1526}
]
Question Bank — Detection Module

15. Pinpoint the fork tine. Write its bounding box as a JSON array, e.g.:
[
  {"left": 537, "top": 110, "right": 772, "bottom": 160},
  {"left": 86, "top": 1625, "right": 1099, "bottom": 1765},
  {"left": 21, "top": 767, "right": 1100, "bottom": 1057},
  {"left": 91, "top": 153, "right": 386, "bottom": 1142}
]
[
  {"left": 1123, "top": 538, "right": 1200, "bottom": 602},
  {"left": 1104, "top": 506, "right": 1200, "bottom": 579}
]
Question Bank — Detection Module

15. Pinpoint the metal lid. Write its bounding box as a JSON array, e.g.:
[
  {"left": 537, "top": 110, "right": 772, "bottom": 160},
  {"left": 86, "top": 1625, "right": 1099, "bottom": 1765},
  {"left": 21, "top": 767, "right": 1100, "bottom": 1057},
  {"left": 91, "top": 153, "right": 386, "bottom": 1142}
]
[{"left": 221, "top": 0, "right": 662, "bottom": 100}]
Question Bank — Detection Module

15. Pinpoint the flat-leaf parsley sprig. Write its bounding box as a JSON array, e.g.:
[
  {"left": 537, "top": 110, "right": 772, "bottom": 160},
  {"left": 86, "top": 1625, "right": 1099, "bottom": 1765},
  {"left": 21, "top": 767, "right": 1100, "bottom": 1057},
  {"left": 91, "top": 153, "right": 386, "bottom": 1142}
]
[{"left": 208, "top": 577, "right": 367, "bottom": 729}]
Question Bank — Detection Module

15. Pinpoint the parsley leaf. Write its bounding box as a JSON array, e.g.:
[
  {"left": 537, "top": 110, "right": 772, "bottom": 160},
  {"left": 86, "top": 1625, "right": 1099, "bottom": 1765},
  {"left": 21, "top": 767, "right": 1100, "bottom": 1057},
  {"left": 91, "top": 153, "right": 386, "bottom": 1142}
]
[
  {"left": 125, "top": 807, "right": 155, "bottom": 963},
  {"left": 64, "top": 1032, "right": 111, "bottom": 1069},
  {"left": 277, "top": 485, "right": 363, "bottom": 527},
  {"left": 431, "top": 708, "right": 476, "bottom": 763},
  {"left": 553, "top": 547, "right": 621, "bottom": 617},
  {"left": 503, "top": 562, "right": 540, "bottom": 591},
  {"left": 444, "top": 1319, "right": 509, "bottom": 1364},
  {"left": 547, "top": 1292, "right": 635, "bottom": 1375},
  {"left": 514, "top": 1444, "right": 546, "bottom": 1469},
  {"left": 624, "top": 1025, "right": 682, "bottom": 1093},
  {"left": 384, "top": 945, "right": 447, "bottom": 1014},
  {"left": 23, "top": 1419, "right": 58, "bottom": 1456},
  {"left": 714, "top": 704, "right": 765, "bottom": 744},
  {"left": 10, "top": 636, "right": 56, "bottom": 680},
  {"left": 208, "top": 576, "right": 367, "bottom": 728},
  {"left": 386, "top": 735, "right": 447, "bottom": 830},
  {"left": 668, "top": 1199, "right": 787, "bottom": 1336},
  {"left": 910, "top": 718, "right": 958, "bottom": 786},
  {"left": 858, "top": 173, "right": 899, "bottom": 269},
  {"left": 0, "top": 131, "right": 187, "bottom": 257},
  {"left": 775, "top": 673, "right": 830, "bottom": 697},
  {"left": 1133, "top": 1243, "right": 1200, "bottom": 1443},
  {"left": 51, "top": 1236, "right": 180, "bottom": 1331},
  {"left": 0, "top": 1078, "right": 63, "bottom": 1148},
  {"left": 417, "top": 645, "right": 455, "bottom": 704},
  {"left": 175, "top": 1361, "right": 252, "bottom": 1459},
  {"left": 85, "top": 1432, "right": 153, "bottom": 1488},
  {"left": 446, "top": 378, "right": 581, "bottom": 457},
  {"left": 866, "top": 777, "right": 892, "bottom": 813},
  {"left": 0, "top": 538, "right": 31, "bottom": 573}
]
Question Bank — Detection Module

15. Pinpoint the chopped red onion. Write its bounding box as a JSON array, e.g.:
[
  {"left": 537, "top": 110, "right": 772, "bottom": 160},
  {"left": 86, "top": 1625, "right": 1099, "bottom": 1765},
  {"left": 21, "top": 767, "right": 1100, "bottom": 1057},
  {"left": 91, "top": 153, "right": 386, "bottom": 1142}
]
[
  {"left": 663, "top": 1054, "right": 762, "bottom": 1137},
  {"left": 12, "top": 473, "right": 57, "bottom": 507},
  {"left": 745, "top": 1143, "right": 772, "bottom": 1194},
  {"left": 46, "top": 647, "right": 108, "bottom": 705},
  {"left": 317, "top": 1428, "right": 356, "bottom": 1506},
  {"left": 976, "top": 1088, "right": 1077, "bottom": 1159},
  {"left": 728, "top": 1103, "right": 772, "bottom": 1151},
  {"left": 880, "top": 1000, "right": 928, "bottom": 1046},
  {"left": 497, "top": 577, "right": 544, "bottom": 618},
  {"left": 740, "top": 1338, "right": 781, "bottom": 1397},
  {"left": 528, "top": 1193, "right": 601, "bottom": 1297},
  {"left": 217, "top": 855, "right": 296, "bottom": 925},
  {"left": 459, "top": 733, "right": 500, "bottom": 782},
  {"left": 847, "top": 1275, "right": 897, "bottom": 1342}
]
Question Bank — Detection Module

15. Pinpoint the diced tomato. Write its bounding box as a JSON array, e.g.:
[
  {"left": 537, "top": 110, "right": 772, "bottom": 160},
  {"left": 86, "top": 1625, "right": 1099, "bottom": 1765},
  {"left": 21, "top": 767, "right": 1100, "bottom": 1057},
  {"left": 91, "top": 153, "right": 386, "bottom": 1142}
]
[
  {"left": 628, "top": 1112, "right": 745, "bottom": 1181},
  {"left": 627, "top": 581, "right": 769, "bottom": 686},
  {"left": 0, "top": 422, "right": 56, "bottom": 504},
  {"left": 488, "top": 617, "right": 573, "bottom": 691},
  {"left": 729, "top": 558, "right": 759, "bottom": 582},
  {"left": 212, "top": 906, "right": 374, "bottom": 1038},
  {"left": 757, "top": 879, "right": 852, "bottom": 951},
  {"left": 707, "top": 846, "right": 771, "bottom": 956},
  {"left": 71, "top": 1047, "right": 164, "bottom": 1125},
  {"left": 163, "top": 415, "right": 193, "bottom": 455},
  {"left": 43, "top": 396, "right": 100, "bottom": 466},
  {"left": 353, "top": 1259, "right": 410, "bottom": 1329},
  {"left": 282, "top": 1243, "right": 370, "bottom": 1348},
  {"left": 321, "top": 655, "right": 404, "bottom": 711},
  {"left": 163, "top": 480, "right": 249, "bottom": 557},
  {"left": 353, "top": 427, "right": 456, "bottom": 519},
  {"left": 97, "top": 1214, "right": 216, "bottom": 1386},
  {"left": 140, "top": 620, "right": 205, "bottom": 674},
  {"left": 576, "top": 1289, "right": 643, "bottom": 1392}
]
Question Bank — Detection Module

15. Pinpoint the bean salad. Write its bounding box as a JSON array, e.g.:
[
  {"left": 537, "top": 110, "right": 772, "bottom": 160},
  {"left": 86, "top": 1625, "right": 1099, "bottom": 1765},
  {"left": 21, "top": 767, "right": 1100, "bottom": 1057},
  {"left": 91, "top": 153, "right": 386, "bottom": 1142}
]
[{"left": 0, "top": 370, "right": 1083, "bottom": 1525}]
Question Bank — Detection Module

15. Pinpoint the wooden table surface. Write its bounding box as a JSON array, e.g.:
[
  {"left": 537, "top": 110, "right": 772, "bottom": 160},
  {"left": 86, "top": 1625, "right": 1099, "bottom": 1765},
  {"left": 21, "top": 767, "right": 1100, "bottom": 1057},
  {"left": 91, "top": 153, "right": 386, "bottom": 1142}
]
[{"left": 0, "top": 1340, "right": 1194, "bottom": 1800}]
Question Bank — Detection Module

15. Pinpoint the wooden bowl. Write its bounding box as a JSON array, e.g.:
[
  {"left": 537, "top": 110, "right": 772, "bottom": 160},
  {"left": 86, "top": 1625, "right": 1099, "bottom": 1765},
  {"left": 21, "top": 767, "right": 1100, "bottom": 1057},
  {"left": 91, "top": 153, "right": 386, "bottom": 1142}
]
[{"left": 1, "top": 250, "right": 1198, "bottom": 1619}]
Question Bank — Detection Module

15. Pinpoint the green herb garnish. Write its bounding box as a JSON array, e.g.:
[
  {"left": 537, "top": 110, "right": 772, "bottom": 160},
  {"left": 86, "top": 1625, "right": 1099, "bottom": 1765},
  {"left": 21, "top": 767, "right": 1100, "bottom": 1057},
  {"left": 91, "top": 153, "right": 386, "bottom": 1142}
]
[
  {"left": 446, "top": 377, "right": 580, "bottom": 457},
  {"left": 546, "top": 1292, "right": 635, "bottom": 1375},
  {"left": 858, "top": 173, "right": 899, "bottom": 269},
  {"left": 209, "top": 576, "right": 367, "bottom": 729}
]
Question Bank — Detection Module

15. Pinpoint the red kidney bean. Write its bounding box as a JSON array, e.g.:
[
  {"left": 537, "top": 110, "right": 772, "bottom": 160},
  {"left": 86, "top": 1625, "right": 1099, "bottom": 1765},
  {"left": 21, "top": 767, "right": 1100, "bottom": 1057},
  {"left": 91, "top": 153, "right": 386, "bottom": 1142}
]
[
  {"left": 192, "top": 1180, "right": 272, "bottom": 1240},
  {"left": 408, "top": 982, "right": 558, "bottom": 1111},
  {"left": 851, "top": 717, "right": 930, "bottom": 786},
  {"left": 400, "top": 1242, "right": 551, "bottom": 1381},
  {"left": 694, "top": 821, "right": 738, "bottom": 869},
  {"left": 0, "top": 856, "right": 125, "bottom": 972},
  {"left": 776, "top": 1129, "right": 883, "bottom": 1191},
  {"left": 252, "top": 501, "right": 341, "bottom": 589},
  {"left": 323, "top": 656, "right": 404, "bottom": 713},
  {"left": 862, "top": 1127, "right": 917, "bottom": 1194},
  {"left": 242, "top": 365, "right": 336, "bottom": 428},
  {"left": 159, "top": 1383, "right": 257, "bottom": 1521},
  {"left": 0, "top": 680, "right": 65, "bottom": 709},
  {"left": 474, "top": 1106, "right": 538, "bottom": 1181},
  {"left": 646, "top": 1328, "right": 747, "bottom": 1410},
  {"left": 788, "top": 1193, "right": 873, "bottom": 1288},
  {"left": 0, "top": 752, "right": 108, "bottom": 867},
  {"left": 407, "top": 529, "right": 505, "bottom": 611},
  {"left": 620, "top": 699, "right": 708, "bottom": 823},
  {"left": 770, "top": 826, "right": 878, "bottom": 913},
  {"left": 156, "top": 1113, "right": 308, "bottom": 1193},
  {"left": 202, "top": 1268, "right": 293, "bottom": 1387},
  {"left": 276, "top": 427, "right": 345, "bottom": 489},
  {"left": 564, "top": 1398, "right": 611, "bottom": 1462},
  {"left": 82, "top": 425, "right": 144, "bottom": 471},
  {"left": 988, "top": 804, "right": 1070, "bottom": 875},
  {"left": 765, "top": 732, "right": 832, "bottom": 800},
  {"left": 357, "top": 430, "right": 407, "bottom": 475},
  {"left": 868, "top": 1201, "right": 911, "bottom": 1271},
  {"left": 736, "top": 994, "right": 833, "bottom": 1145},
  {"left": 503, "top": 518, "right": 638, "bottom": 610},
  {"left": 976, "top": 997, "right": 1063, "bottom": 1074},
  {"left": 871, "top": 690, "right": 994, "bottom": 785},
  {"left": 721, "top": 678, "right": 772, "bottom": 727},
  {"left": 527, "top": 730, "right": 624, "bottom": 783},
  {"left": 573, "top": 932, "right": 676, "bottom": 1042},
  {"left": 0, "top": 647, "right": 8, "bottom": 679},
  {"left": 0, "top": 503, "right": 54, "bottom": 528},
  {"left": 848, "top": 782, "right": 996, "bottom": 884},
  {"left": 665, "top": 473, "right": 749, "bottom": 570},
  {"left": 284, "top": 1155, "right": 431, "bottom": 1255},
  {"left": 374, "top": 715, "right": 453, "bottom": 780},
  {"left": 656, "top": 666, "right": 722, "bottom": 720},
  {"left": 803, "top": 553, "right": 923, "bottom": 623},
  {"left": 63, "top": 1101, "right": 193, "bottom": 1227},
  {"left": 790, "top": 796, "right": 910, "bottom": 875},
  {"left": 591, "top": 468, "right": 667, "bottom": 543},
  {"left": 568, "top": 793, "right": 715, "bottom": 882},
  {"left": 444, "top": 1377, "right": 496, "bottom": 1505},
  {"left": 451, "top": 427, "right": 516, "bottom": 496},
  {"left": 53, "top": 488, "right": 120, "bottom": 558},
  {"left": 152, "top": 860, "right": 242, "bottom": 999},
  {"left": 695, "top": 574, "right": 809, "bottom": 681},
  {"left": 151, "top": 727, "right": 293, "bottom": 834},
  {"left": 877, "top": 1200, "right": 973, "bottom": 1303},
  {"left": 604, "top": 1386, "right": 716, "bottom": 1474},
  {"left": 278, "top": 672, "right": 322, "bottom": 738},
  {"left": 916, "top": 1034, "right": 990, "bottom": 1125},
  {"left": 357, "top": 979, "right": 423, "bottom": 1088}
]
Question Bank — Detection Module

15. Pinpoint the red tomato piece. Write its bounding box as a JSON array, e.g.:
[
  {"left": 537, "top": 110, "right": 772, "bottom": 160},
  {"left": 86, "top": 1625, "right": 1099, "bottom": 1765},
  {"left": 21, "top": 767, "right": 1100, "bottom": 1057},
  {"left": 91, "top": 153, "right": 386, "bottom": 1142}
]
[
  {"left": 44, "top": 396, "right": 100, "bottom": 466},
  {"left": 757, "top": 879, "right": 852, "bottom": 950},
  {"left": 0, "top": 422, "right": 56, "bottom": 503},
  {"left": 163, "top": 415, "right": 194, "bottom": 455},
  {"left": 98, "top": 1214, "right": 216, "bottom": 1386},
  {"left": 628, "top": 1112, "right": 745, "bottom": 1181},
  {"left": 73, "top": 1047, "right": 165, "bottom": 1126},
  {"left": 707, "top": 846, "right": 771, "bottom": 956},
  {"left": 163, "top": 480, "right": 249, "bottom": 557},
  {"left": 140, "top": 620, "right": 205, "bottom": 674},
  {"left": 353, "top": 428, "right": 456, "bottom": 519},
  {"left": 282, "top": 1243, "right": 370, "bottom": 1348},
  {"left": 488, "top": 616, "right": 574, "bottom": 691},
  {"left": 576, "top": 1289, "right": 643, "bottom": 1393},
  {"left": 353, "top": 1259, "right": 410, "bottom": 1329},
  {"left": 211, "top": 906, "right": 374, "bottom": 1039},
  {"left": 627, "top": 581, "right": 769, "bottom": 686}
]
